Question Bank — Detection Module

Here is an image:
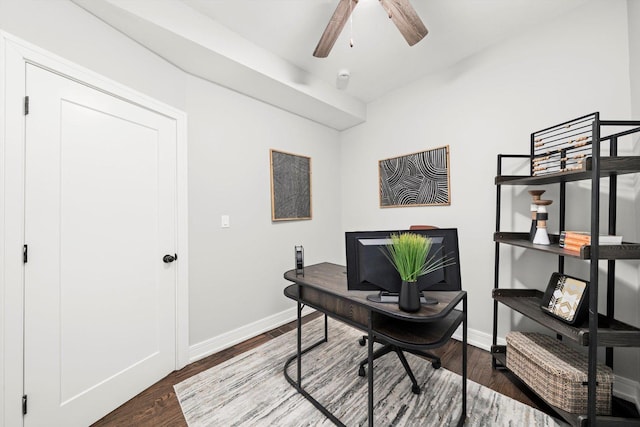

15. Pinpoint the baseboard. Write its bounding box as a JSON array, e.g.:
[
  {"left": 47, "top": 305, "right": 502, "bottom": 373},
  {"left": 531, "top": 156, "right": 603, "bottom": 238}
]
[
  {"left": 452, "top": 326, "right": 505, "bottom": 351},
  {"left": 188, "top": 306, "right": 314, "bottom": 363}
]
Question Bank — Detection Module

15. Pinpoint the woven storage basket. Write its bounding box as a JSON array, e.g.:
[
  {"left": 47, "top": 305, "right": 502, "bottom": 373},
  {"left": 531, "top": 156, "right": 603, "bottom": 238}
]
[{"left": 506, "top": 331, "right": 613, "bottom": 415}]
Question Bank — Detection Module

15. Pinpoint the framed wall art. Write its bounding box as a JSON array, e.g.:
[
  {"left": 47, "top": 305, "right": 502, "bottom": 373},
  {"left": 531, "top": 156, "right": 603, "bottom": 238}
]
[
  {"left": 540, "top": 272, "right": 589, "bottom": 325},
  {"left": 270, "top": 149, "right": 312, "bottom": 221},
  {"left": 379, "top": 145, "right": 450, "bottom": 208}
]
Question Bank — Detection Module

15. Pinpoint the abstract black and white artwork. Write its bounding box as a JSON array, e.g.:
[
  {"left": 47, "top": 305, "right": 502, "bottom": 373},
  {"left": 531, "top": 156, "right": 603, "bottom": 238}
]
[
  {"left": 379, "top": 145, "right": 450, "bottom": 207},
  {"left": 270, "top": 149, "right": 312, "bottom": 221}
]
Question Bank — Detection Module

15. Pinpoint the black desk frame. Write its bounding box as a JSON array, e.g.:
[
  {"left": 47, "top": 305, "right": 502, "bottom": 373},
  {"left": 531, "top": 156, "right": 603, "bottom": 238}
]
[{"left": 283, "top": 263, "right": 467, "bottom": 427}]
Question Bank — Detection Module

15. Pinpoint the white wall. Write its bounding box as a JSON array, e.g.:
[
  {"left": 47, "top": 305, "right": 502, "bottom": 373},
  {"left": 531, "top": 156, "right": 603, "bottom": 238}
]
[
  {"left": 186, "top": 74, "right": 342, "bottom": 346},
  {"left": 340, "top": 0, "right": 638, "bottom": 383},
  {"left": 631, "top": 1, "right": 640, "bottom": 119},
  {"left": 628, "top": 0, "right": 640, "bottom": 403}
]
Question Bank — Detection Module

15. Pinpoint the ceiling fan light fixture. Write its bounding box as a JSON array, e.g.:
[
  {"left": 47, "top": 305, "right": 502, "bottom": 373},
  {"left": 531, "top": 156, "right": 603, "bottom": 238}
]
[{"left": 336, "top": 69, "right": 350, "bottom": 90}]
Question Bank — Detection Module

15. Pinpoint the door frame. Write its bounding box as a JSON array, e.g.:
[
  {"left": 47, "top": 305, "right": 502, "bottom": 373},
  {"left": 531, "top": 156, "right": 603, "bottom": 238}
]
[{"left": 0, "top": 31, "right": 190, "bottom": 427}]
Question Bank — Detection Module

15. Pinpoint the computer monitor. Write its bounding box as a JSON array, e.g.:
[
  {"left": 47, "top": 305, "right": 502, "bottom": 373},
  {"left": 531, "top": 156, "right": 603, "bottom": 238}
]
[{"left": 345, "top": 228, "right": 461, "bottom": 294}]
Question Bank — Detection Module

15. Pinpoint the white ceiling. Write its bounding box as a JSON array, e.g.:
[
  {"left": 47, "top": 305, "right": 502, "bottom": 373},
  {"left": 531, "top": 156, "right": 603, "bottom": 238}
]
[
  {"left": 71, "top": 0, "right": 590, "bottom": 129},
  {"left": 184, "top": 0, "right": 589, "bottom": 102}
]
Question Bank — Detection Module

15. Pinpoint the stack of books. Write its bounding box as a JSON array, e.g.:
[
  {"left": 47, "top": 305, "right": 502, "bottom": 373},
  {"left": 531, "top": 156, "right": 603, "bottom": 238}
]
[{"left": 559, "top": 231, "right": 623, "bottom": 252}]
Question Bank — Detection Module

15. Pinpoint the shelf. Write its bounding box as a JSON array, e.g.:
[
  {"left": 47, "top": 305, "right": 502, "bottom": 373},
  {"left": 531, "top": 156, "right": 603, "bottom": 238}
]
[
  {"left": 491, "top": 345, "right": 640, "bottom": 427},
  {"left": 495, "top": 156, "right": 640, "bottom": 186},
  {"left": 494, "top": 232, "right": 640, "bottom": 260},
  {"left": 494, "top": 118, "right": 640, "bottom": 426},
  {"left": 492, "top": 289, "right": 640, "bottom": 347}
]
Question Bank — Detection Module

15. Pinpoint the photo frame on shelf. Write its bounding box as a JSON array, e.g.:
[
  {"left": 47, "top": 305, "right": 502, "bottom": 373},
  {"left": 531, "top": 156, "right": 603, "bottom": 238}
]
[
  {"left": 540, "top": 272, "right": 589, "bottom": 325},
  {"left": 270, "top": 149, "right": 312, "bottom": 221},
  {"left": 379, "top": 145, "right": 450, "bottom": 208}
]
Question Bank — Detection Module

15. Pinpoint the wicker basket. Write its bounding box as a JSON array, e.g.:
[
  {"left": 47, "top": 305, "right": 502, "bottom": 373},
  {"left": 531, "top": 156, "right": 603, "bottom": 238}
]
[{"left": 506, "top": 332, "right": 613, "bottom": 415}]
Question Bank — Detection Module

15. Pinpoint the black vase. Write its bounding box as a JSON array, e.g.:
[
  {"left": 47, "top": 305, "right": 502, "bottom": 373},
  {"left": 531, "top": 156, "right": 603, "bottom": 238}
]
[{"left": 399, "top": 280, "right": 421, "bottom": 312}]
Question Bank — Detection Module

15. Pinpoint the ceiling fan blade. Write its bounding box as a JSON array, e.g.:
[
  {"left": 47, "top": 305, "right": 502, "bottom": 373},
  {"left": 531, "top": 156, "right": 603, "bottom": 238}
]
[
  {"left": 313, "top": 0, "right": 359, "bottom": 58},
  {"left": 379, "top": 0, "right": 428, "bottom": 46}
]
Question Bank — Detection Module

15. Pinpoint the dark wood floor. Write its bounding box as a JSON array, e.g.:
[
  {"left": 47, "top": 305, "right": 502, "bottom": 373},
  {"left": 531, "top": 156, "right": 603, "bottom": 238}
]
[{"left": 91, "top": 312, "right": 555, "bottom": 426}]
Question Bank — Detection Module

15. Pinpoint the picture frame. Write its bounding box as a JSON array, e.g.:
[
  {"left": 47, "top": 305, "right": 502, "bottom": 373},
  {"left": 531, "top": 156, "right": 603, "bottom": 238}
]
[
  {"left": 379, "top": 145, "right": 450, "bottom": 208},
  {"left": 540, "top": 272, "right": 589, "bottom": 325},
  {"left": 270, "top": 149, "right": 312, "bottom": 221}
]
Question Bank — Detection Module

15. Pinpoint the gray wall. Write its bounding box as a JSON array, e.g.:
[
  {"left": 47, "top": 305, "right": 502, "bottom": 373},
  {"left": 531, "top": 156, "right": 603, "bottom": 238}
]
[{"left": 186, "top": 74, "right": 342, "bottom": 344}]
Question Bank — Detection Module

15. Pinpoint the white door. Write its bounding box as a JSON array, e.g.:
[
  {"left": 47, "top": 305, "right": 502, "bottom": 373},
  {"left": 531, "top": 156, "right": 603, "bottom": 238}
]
[{"left": 23, "top": 63, "right": 177, "bottom": 426}]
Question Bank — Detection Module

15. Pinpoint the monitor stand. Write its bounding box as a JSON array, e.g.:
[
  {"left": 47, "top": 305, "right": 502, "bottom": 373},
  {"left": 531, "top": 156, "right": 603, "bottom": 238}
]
[{"left": 366, "top": 291, "right": 438, "bottom": 305}]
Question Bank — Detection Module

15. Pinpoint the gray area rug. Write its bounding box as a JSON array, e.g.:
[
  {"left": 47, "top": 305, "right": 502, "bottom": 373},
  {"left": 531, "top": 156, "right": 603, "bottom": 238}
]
[{"left": 175, "top": 317, "right": 567, "bottom": 426}]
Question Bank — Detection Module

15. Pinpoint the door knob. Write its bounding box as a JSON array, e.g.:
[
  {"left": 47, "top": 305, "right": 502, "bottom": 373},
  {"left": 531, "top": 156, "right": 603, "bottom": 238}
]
[{"left": 163, "top": 254, "right": 177, "bottom": 263}]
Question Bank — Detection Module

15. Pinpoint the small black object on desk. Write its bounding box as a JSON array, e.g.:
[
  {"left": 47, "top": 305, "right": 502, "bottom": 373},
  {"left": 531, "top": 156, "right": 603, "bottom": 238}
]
[{"left": 294, "top": 245, "right": 304, "bottom": 277}]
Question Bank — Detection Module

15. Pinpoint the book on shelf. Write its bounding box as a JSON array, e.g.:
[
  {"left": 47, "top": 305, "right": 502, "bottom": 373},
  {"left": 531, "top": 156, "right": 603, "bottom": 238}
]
[
  {"left": 558, "top": 231, "right": 623, "bottom": 248},
  {"left": 562, "top": 241, "right": 586, "bottom": 253}
]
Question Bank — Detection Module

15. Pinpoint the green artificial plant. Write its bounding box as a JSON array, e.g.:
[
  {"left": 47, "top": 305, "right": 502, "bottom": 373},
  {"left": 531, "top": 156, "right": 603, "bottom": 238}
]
[{"left": 382, "top": 232, "right": 454, "bottom": 282}]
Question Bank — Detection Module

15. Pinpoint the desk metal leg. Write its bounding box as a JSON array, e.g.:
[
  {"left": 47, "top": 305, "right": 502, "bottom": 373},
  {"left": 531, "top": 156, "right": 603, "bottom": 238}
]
[
  {"left": 296, "top": 304, "right": 329, "bottom": 389},
  {"left": 297, "top": 301, "right": 302, "bottom": 388},
  {"left": 367, "top": 314, "right": 374, "bottom": 427},
  {"left": 283, "top": 302, "right": 343, "bottom": 426},
  {"left": 324, "top": 313, "right": 328, "bottom": 340},
  {"left": 460, "top": 296, "right": 468, "bottom": 426}
]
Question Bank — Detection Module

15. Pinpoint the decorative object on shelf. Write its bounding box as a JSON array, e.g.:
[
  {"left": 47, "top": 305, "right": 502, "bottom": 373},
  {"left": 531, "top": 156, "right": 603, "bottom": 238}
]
[
  {"left": 506, "top": 332, "right": 613, "bottom": 415},
  {"left": 559, "top": 231, "right": 624, "bottom": 252},
  {"left": 540, "top": 272, "right": 589, "bottom": 325},
  {"left": 527, "top": 190, "right": 545, "bottom": 241},
  {"left": 381, "top": 232, "right": 454, "bottom": 312},
  {"left": 270, "top": 149, "right": 312, "bottom": 221},
  {"left": 531, "top": 113, "right": 596, "bottom": 177},
  {"left": 532, "top": 198, "right": 552, "bottom": 245},
  {"left": 295, "top": 245, "right": 304, "bottom": 277},
  {"left": 379, "top": 145, "right": 450, "bottom": 208}
]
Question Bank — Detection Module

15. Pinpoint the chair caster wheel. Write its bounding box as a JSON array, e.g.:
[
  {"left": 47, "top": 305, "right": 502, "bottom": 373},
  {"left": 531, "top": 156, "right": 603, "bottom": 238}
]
[
  {"left": 358, "top": 366, "right": 366, "bottom": 377},
  {"left": 432, "top": 360, "right": 441, "bottom": 369},
  {"left": 358, "top": 337, "right": 366, "bottom": 346},
  {"left": 411, "top": 385, "right": 421, "bottom": 395}
]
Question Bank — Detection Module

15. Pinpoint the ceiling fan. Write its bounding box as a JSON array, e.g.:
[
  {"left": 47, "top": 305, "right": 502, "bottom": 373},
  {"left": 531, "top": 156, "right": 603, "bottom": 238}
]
[{"left": 313, "top": 0, "right": 428, "bottom": 58}]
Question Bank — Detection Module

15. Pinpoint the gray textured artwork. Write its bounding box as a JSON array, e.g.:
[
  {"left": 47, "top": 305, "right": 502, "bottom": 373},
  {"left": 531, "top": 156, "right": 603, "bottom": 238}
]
[
  {"left": 380, "top": 146, "right": 450, "bottom": 207},
  {"left": 270, "top": 150, "right": 311, "bottom": 221}
]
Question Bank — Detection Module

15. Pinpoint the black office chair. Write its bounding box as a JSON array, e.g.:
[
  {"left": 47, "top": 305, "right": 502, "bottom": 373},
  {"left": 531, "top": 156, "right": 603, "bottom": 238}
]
[
  {"left": 357, "top": 336, "right": 441, "bottom": 394},
  {"left": 356, "top": 225, "right": 449, "bottom": 395}
]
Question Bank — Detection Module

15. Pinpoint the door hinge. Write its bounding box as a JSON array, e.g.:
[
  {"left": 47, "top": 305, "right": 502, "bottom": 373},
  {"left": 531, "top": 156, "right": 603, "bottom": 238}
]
[
  {"left": 22, "top": 394, "right": 27, "bottom": 415},
  {"left": 24, "top": 96, "right": 29, "bottom": 115},
  {"left": 23, "top": 244, "right": 28, "bottom": 263}
]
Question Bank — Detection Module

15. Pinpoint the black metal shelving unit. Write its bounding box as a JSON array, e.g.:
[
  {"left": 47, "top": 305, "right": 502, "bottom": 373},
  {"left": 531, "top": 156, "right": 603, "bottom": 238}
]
[{"left": 491, "top": 113, "right": 640, "bottom": 426}]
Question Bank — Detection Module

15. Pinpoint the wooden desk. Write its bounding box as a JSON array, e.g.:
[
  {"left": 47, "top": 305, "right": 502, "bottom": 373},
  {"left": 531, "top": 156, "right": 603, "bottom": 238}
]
[{"left": 283, "top": 262, "right": 467, "bottom": 426}]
